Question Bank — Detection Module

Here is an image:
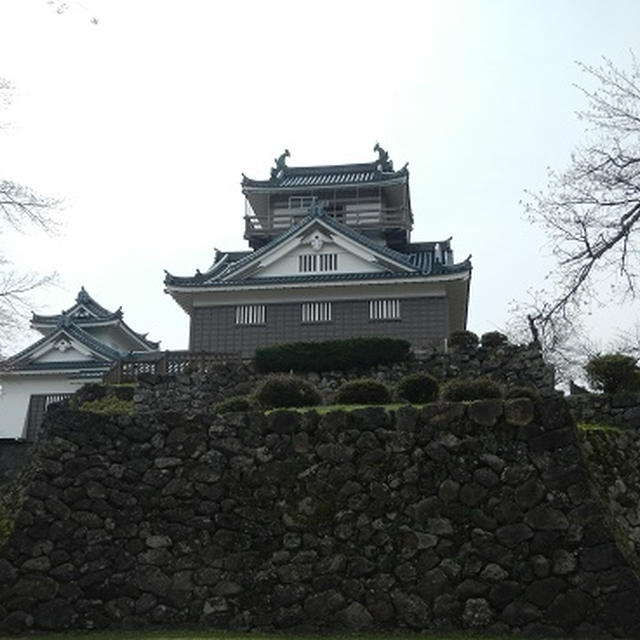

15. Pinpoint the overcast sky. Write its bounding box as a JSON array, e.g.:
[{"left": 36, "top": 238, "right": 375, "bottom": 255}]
[{"left": 1, "top": 0, "right": 639, "bottom": 353}]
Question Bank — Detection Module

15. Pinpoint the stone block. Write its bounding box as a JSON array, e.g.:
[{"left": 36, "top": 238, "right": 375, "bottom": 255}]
[
  {"left": 504, "top": 398, "right": 534, "bottom": 426},
  {"left": 462, "top": 598, "right": 494, "bottom": 628},
  {"left": 468, "top": 400, "right": 503, "bottom": 426}
]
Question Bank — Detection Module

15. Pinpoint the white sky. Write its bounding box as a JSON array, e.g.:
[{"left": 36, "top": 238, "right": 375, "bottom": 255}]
[{"left": 0, "top": 0, "right": 638, "bottom": 352}]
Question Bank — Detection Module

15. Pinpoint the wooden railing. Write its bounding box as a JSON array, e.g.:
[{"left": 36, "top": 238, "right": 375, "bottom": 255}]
[
  {"left": 244, "top": 205, "right": 411, "bottom": 237},
  {"left": 103, "top": 351, "right": 243, "bottom": 385},
  {"left": 24, "top": 393, "right": 74, "bottom": 441}
]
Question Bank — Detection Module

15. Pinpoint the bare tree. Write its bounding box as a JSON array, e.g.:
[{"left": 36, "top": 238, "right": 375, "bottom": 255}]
[
  {"left": 523, "top": 54, "right": 640, "bottom": 357},
  {"left": 0, "top": 80, "right": 59, "bottom": 356}
]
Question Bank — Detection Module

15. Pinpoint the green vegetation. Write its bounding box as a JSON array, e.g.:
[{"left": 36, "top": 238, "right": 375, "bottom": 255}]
[
  {"left": 577, "top": 421, "right": 624, "bottom": 433},
  {"left": 255, "top": 337, "right": 410, "bottom": 373},
  {"left": 447, "top": 330, "right": 479, "bottom": 351},
  {"left": 335, "top": 378, "right": 391, "bottom": 405},
  {"left": 256, "top": 375, "right": 322, "bottom": 409},
  {"left": 396, "top": 372, "right": 439, "bottom": 403},
  {"left": 0, "top": 480, "right": 24, "bottom": 548},
  {"left": 480, "top": 331, "right": 508, "bottom": 348},
  {"left": 267, "top": 402, "right": 418, "bottom": 415},
  {"left": 211, "top": 395, "right": 256, "bottom": 413},
  {"left": 585, "top": 353, "right": 640, "bottom": 394},
  {"left": 441, "top": 377, "right": 503, "bottom": 401},
  {"left": 78, "top": 395, "right": 134, "bottom": 415},
  {"left": 504, "top": 385, "right": 540, "bottom": 401}
]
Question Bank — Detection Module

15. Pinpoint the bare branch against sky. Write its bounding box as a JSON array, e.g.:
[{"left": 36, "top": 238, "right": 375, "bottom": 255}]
[
  {"left": 522, "top": 55, "right": 640, "bottom": 363},
  {"left": 0, "top": 77, "right": 59, "bottom": 355}
]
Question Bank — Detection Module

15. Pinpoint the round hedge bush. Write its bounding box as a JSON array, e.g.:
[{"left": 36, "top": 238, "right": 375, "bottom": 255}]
[
  {"left": 396, "top": 372, "right": 439, "bottom": 403},
  {"left": 335, "top": 378, "right": 391, "bottom": 405},
  {"left": 448, "top": 330, "right": 479, "bottom": 352},
  {"left": 504, "top": 385, "right": 540, "bottom": 401},
  {"left": 212, "top": 396, "right": 256, "bottom": 413},
  {"left": 585, "top": 353, "right": 640, "bottom": 394},
  {"left": 481, "top": 331, "right": 509, "bottom": 349},
  {"left": 256, "top": 375, "right": 321, "bottom": 409},
  {"left": 441, "top": 377, "right": 503, "bottom": 401}
]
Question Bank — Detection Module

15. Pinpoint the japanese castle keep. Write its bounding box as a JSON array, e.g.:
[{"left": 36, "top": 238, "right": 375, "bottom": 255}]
[{"left": 165, "top": 146, "right": 472, "bottom": 356}]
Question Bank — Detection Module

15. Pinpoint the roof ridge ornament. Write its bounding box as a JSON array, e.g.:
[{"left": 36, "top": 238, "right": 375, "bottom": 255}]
[
  {"left": 76, "top": 286, "right": 89, "bottom": 303},
  {"left": 270, "top": 149, "right": 290, "bottom": 180},
  {"left": 308, "top": 201, "right": 326, "bottom": 217},
  {"left": 374, "top": 142, "right": 394, "bottom": 172}
]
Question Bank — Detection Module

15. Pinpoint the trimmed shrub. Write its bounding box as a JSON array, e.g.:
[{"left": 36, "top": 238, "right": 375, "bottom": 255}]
[
  {"left": 212, "top": 396, "right": 256, "bottom": 413},
  {"left": 504, "top": 385, "right": 540, "bottom": 401},
  {"left": 481, "top": 331, "right": 509, "bottom": 349},
  {"left": 396, "top": 372, "right": 439, "bottom": 403},
  {"left": 335, "top": 378, "right": 391, "bottom": 405},
  {"left": 255, "top": 337, "right": 410, "bottom": 373},
  {"left": 585, "top": 353, "right": 640, "bottom": 394},
  {"left": 441, "top": 377, "right": 503, "bottom": 401},
  {"left": 256, "top": 375, "right": 321, "bottom": 409},
  {"left": 448, "top": 330, "right": 479, "bottom": 352}
]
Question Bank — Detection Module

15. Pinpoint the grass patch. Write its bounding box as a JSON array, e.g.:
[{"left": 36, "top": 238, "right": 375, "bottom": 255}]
[
  {"left": 78, "top": 395, "right": 134, "bottom": 415},
  {"left": 265, "top": 402, "right": 422, "bottom": 415},
  {"left": 577, "top": 421, "right": 623, "bottom": 433}
]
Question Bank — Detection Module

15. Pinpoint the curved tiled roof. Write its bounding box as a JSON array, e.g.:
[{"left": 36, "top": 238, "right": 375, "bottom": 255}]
[
  {"left": 242, "top": 161, "right": 409, "bottom": 191},
  {"left": 30, "top": 287, "right": 159, "bottom": 350},
  {"left": 165, "top": 211, "right": 470, "bottom": 289},
  {"left": 166, "top": 266, "right": 471, "bottom": 291}
]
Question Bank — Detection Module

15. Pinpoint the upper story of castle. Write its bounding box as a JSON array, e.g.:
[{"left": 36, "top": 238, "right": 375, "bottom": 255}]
[{"left": 241, "top": 144, "right": 412, "bottom": 250}]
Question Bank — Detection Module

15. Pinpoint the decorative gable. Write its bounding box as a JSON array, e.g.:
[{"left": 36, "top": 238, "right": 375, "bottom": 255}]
[
  {"left": 30, "top": 333, "right": 102, "bottom": 364},
  {"left": 225, "top": 217, "right": 417, "bottom": 281}
]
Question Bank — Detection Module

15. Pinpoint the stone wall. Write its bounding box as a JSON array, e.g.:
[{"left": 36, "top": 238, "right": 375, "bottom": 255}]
[
  {"left": 0, "top": 441, "right": 32, "bottom": 486},
  {"left": 579, "top": 427, "right": 640, "bottom": 579},
  {"left": 1, "top": 397, "right": 639, "bottom": 636},
  {"left": 568, "top": 392, "right": 640, "bottom": 429},
  {"left": 135, "top": 342, "right": 555, "bottom": 414}
]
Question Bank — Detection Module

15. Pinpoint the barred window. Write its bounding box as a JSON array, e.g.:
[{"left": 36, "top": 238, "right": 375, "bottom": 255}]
[
  {"left": 235, "top": 304, "right": 266, "bottom": 325},
  {"left": 301, "top": 302, "right": 332, "bottom": 323},
  {"left": 298, "top": 253, "right": 338, "bottom": 272},
  {"left": 369, "top": 299, "right": 401, "bottom": 321}
]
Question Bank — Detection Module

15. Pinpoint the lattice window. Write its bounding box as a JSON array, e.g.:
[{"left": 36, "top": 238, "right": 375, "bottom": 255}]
[
  {"left": 369, "top": 299, "right": 401, "bottom": 321},
  {"left": 298, "top": 253, "right": 338, "bottom": 272},
  {"left": 301, "top": 302, "right": 332, "bottom": 323},
  {"left": 235, "top": 304, "right": 266, "bottom": 325}
]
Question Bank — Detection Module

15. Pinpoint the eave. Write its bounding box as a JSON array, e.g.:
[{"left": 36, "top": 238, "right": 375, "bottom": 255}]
[{"left": 165, "top": 268, "right": 471, "bottom": 314}]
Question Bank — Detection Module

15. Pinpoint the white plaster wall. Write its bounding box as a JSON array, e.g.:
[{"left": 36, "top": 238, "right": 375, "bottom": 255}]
[
  {"left": 0, "top": 374, "right": 90, "bottom": 439},
  {"left": 259, "top": 244, "right": 380, "bottom": 278},
  {"left": 89, "top": 326, "right": 142, "bottom": 353},
  {"left": 37, "top": 346, "right": 93, "bottom": 363}
]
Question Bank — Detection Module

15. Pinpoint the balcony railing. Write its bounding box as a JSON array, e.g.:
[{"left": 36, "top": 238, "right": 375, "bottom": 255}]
[
  {"left": 103, "top": 351, "right": 243, "bottom": 385},
  {"left": 244, "top": 205, "right": 411, "bottom": 238}
]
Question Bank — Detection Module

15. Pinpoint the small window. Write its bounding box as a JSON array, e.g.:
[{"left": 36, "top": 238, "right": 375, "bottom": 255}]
[
  {"left": 319, "top": 253, "right": 338, "bottom": 271},
  {"left": 299, "top": 254, "right": 317, "bottom": 272},
  {"left": 299, "top": 253, "right": 338, "bottom": 273},
  {"left": 235, "top": 304, "right": 266, "bottom": 325},
  {"left": 301, "top": 302, "right": 332, "bottom": 323},
  {"left": 289, "top": 196, "right": 316, "bottom": 209},
  {"left": 369, "top": 299, "right": 401, "bottom": 321}
]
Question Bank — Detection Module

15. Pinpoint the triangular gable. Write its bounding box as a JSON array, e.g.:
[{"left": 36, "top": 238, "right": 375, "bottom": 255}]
[
  {"left": 3, "top": 323, "right": 120, "bottom": 372},
  {"left": 29, "top": 333, "right": 108, "bottom": 365},
  {"left": 223, "top": 215, "right": 419, "bottom": 282}
]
